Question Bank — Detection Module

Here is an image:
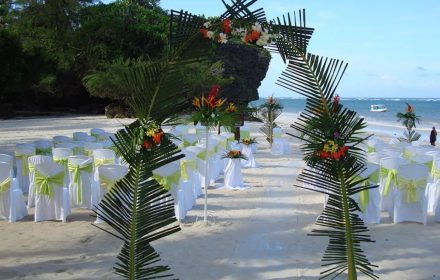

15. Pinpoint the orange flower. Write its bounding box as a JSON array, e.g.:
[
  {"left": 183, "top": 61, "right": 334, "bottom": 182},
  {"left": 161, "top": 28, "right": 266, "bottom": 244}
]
[
  {"left": 222, "top": 18, "right": 232, "bottom": 34},
  {"left": 250, "top": 30, "right": 261, "bottom": 41},
  {"left": 193, "top": 97, "right": 201, "bottom": 108},
  {"left": 226, "top": 102, "right": 237, "bottom": 112},
  {"left": 152, "top": 131, "right": 164, "bottom": 144},
  {"left": 244, "top": 33, "right": 253, "bottom": 43},
  {"left": 215, "top": 98, "right": 227, "bottom": 108},
  {"left": 200, "top": 28, "right": 209, "bottom": 38},
  {"left": 143, "top": 140, "right": 152, "bottom": 149}
]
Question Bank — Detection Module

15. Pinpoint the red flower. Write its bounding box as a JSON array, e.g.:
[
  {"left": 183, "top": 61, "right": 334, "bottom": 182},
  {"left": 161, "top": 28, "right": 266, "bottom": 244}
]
[
  {"left": 152, "top": 131, "right": 164, "bottom": 144},
  {"left": 143, "top": 140, "right": 152, "bottom": 149},
  {"left": 320, "top": 151, "right": 330, "bottom": 159},
  {"left": 250, "top": 30, "right": 261, "bottom": 41},
  {"left": 200, "top": 28, "right": 209, "bottom": 38},
  {"left": 222, "top": 18, "right": 232, "bottom": 34},
  {"left": 406, "top": 102, "right": 413, "bottom": 113},
  {"left": 208, "top": 84, "right": 220, "bottom": 99}
]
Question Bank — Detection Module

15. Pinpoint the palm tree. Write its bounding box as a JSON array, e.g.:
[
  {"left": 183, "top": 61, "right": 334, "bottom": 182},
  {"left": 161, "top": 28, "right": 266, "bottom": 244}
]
[{"left": 259, "top": 95, "right": 283, "bottom": 147}]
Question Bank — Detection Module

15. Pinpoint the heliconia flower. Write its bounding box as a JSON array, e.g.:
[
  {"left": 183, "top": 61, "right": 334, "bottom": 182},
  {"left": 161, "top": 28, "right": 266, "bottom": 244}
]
[
  {"left": 202, "top": 96, "right": 211, "bottom": 108},
  {"left": 143, "top": 140, "right": 152, "bottom": 149},
  {"left": 226, "top": 102, "right": 237, "bottom": 112},
  {"left": 200, "top": 28, "right": 209, "bottom": 39},
  {"left": 193, "top": 97, "right": 201, "bottom": 108},
  {"left": 222, "top": 18, "right": 232, "bottom": 34},
  {"left": 406, "top": 102, "right": 413, "bottom": 113},
  {"left": 218, "top": 33, "right": 228, "bottom": 44},
  {"left": 215, "top": 98, "right": 227, "bottom": 108},
  {"left": 152, "top": 131, "right": 164, "bottom": 144},
  {"left": 208, "top": 84, "right": 220, "bottom": 100}
]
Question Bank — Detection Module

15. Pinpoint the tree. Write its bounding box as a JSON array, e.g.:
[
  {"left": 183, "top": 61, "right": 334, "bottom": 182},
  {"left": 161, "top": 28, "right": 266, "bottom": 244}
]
[
  {"left": 396, "top": 102, "right": 421, "bottom": 143},
  {"left": 259, "top": 95, "right": 283, "bottom": 147}
]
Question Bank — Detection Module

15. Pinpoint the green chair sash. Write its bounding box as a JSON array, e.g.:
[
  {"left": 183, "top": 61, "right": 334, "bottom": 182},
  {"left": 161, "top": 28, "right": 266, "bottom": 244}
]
[
  {"left": 380, "top": 167, "right": 397, "bottom": 196},
  {"left": 54, "top": 157, "right": 68, "bottom": 167},
  {"left": 240, "top": 131, "right": 250, "bottom": 139},
  {"left": 180, "top": 159, "right": 197, "bottom": 181},
  {"left": 36, "top": 147, "right": 52, "bottom": 156},
  {"left": 34, "top": 170, "right": 65, "bottom": 198},
  {"left": 0, "top": 177, "right": 11, "bottom": 194},
  {"left": 396, "top": 176, "right": 427, "bottom": 203},
  {"left": 153, "top": 171, "right": 180, "bottom": 191},
  {"left": 73, "top": 147, "right": 86, "bottom": 155},
  {"left": 28, "top": 163, "right": 36, "bottom": 174},
  {"left": 15, "top": 151, "right": 34, "bottom": 176},
  {"left": 402, "top": 150, "right": 413, "bottom": 160},
  {"left": 367, "top": 146, "right": 376, "bottom": 153},
  {"left": 197, "top": 151, "right": 207, "bottom": 160},
  {"left": 183, "top": 139, "right": 197, "bottom": 147},
  {"left": 432, "top": 164, "right": 440, "bottom": 179},
  {"left": 94, "top": 158, "right": 114, "bottom": 168},
  {"left": 68, "top": 162, "right": 93, "bottom": 204}
]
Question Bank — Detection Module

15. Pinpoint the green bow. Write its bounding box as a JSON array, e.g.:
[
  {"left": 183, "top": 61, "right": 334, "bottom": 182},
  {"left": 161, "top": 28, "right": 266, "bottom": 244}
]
[
  {"left": 432, "top": 164, "right": 440, "bottom": 179},
  {"left": 15, "top": 151, "right": 34, "bottom": 176},
  {"left": 54, "top": 157, "right": 68, "bottom": 167},
  {"left": 94, "top": 158, "right": 114, "bottom": 168},
  {"left": 152, "top": 171, "right": 180, "bottom": 191},
  {"left": 34, "top": 170, "right": 65, "bottom": 198},
  {"left": 0, "top": 177, "right": 11, "bottom": 194},
  {"left": 28, "top": 163, "right": 36, "bottom": 174},
  {"left": 197, "top": 151, "right": 207, "bottom": 160},
  {"left": 68, "top": 162, "right": 93, "bottom": 204},
  {"left": 396, "top": 176, "right": 427, "bottom": 203},
  {"left": 380, "top": 167, "right": 398, "bottom": 196},
  {"left": 36, "top": 147, "right": 52, "bottom": 156},
  {"left": 99, "top": 174, "right": 118, "bottom": 191},
  {"left": 367, "top": 146, "right": 376, "bottom": 153},
  {"left": 402, "top": 150, "right": 413, "bottom": 160},
  {"left": 180, "top": 159, "right": 197, "bottom": 181}
]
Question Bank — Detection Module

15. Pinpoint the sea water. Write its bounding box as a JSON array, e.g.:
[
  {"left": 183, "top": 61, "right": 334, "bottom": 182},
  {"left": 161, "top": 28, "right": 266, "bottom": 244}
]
[{"left": 251, "top": 98, "right": 440, "bottom": 139}]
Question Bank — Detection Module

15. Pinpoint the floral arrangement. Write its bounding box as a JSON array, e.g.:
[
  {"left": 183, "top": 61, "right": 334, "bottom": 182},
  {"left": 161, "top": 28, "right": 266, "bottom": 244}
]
[
  {"left": 142, "top": 122, "right": 165, "bottom": 150},
  {"left": 241, "top": 137, "right": 257, "bottom": 145},
  {"left": 222, "top": 150, "right": 248, "bottom": 160},
  {"left": 191, "top": 84, "right": 236, "bottom": 127},
  {"left": 200, "top": 18, "right": 272, "bottom": 46},
  {"left": 317, "top": 138, "right": 349, "bottom": 160}
]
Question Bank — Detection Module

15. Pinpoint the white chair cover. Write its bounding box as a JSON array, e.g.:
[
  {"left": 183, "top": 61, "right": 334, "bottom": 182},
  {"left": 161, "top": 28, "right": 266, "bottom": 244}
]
[
  {"left": 379, "top": 156, "right": 408, "bottom": 215},
  {"left": 393, "top": 163, "right": 429, "bottom": 224},
  {"left": 90, "top": 128, "right": 108, "bottom": 142},
  {"left": 93, "top": 149, "right": 116, "bottom": 181},
  {"left": 34, "top": 140, "right": 53, "bottom": 156},
  {"left": 184, "top": 146, "right": 207, "bottom": 190},
  {"left": 220, "top": 132, "right": 236, "bottom": 149},
  {"left": 223, "top": 158, "right": 245, "bottom": 189},
  {"left": 53, "top": 148, "right": 73, "bottom": 187},
  {"left": 83, "top": 142, "right": 103, "bottom": 157},
  {"left": 0, "top": 163, "right": 27, "bottom": 222},
  {"left": 153, "top": 161, "right": 186, "bottom": 220},
  {"left": 354, "top": 163, "right": 381, "bottom": 224},
  {"left": 53, "top": 135, "right": 72, "bottom": 145},
  {"left": 73, "top": 132, "right": 95, "bottom": 143},
  {"left": 68, "top": 155, "right": 96, "bottom": 209},
  {"left": 241, "top": 144, "right": 257, "bottom": 168},
  {"left": 0, "top": 154, "right": 14, "bottom": 178},
  {"left": 367, "top": 152, "right": 384, "bottom": 164},
  {"left": 182, "top": 133, "right": 198, "bottom": 147},
  {"left": 15, "top": 143, "right": 35, "bottom": 192},
  {"left": 55, "top": 142, "right": 76, "bottom": 150},
  {"left": 27, "top": 155, "right": 53, "bottom": 208},
  {"left": 33, "top": 161, "right": 70, "bottom": 222}
]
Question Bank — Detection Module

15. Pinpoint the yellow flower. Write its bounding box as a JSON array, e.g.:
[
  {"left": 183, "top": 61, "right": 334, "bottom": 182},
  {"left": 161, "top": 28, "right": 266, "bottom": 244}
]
[
  {"left": 226, "top": 102, "right": 237, "bottom": 112},
  {"left": 215, "top": 98, "right": 227, "bottom": 108},
  {"left": 193, "top": 97, "right": 201, "bottom": 108}
]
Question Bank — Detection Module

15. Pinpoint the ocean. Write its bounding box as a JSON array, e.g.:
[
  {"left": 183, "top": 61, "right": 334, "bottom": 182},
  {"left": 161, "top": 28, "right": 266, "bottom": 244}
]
[{"left": 250, "top": 98, "right": 440, "bottom": 138}]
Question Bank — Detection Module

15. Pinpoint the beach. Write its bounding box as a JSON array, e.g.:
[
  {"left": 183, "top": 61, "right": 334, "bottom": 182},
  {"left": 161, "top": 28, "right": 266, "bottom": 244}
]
[{"left": 0, "top": 115, "right": 439, "bottom": 279}]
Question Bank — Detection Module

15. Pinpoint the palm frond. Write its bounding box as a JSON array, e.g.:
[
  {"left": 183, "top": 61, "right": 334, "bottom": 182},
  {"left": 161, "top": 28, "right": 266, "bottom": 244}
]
[
  {"left": 220, "top": 0, "right": 266, "bottom": 22},
  {"left": 271, "top": 9, "right": 378, "bottom": 280}
]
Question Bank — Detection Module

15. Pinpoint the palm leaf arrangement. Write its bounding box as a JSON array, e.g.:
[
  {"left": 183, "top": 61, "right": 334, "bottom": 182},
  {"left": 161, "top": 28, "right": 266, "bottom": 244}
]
[
  {"left": 271, "top": 10, "right": 378, "bottom": 280},
  {"left": 396, "top": 102, "right": 421, "bottom": 143},
  {"left": 259, "top": 95, "right": 283, "bottom": 147},
  {"left": 92, "top": 0, "right": 378, "bottom": 279}
]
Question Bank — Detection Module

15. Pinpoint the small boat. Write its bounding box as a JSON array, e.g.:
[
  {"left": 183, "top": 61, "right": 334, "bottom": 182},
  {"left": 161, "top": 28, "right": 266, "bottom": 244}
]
[{"left": 370, "top": 104, "right": 387, "bottom": 112}]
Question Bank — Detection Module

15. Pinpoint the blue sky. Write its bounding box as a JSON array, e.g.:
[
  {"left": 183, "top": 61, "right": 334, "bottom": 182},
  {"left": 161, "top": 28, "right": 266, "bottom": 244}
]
[{"left": 103, "top": 1, "right": 440, "bottom": 98}]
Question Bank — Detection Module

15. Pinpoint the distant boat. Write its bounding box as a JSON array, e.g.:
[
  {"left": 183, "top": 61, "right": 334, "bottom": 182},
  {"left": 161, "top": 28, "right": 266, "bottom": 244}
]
[{"left": 370, "top": 104, "right": 387, "bottom": 112}]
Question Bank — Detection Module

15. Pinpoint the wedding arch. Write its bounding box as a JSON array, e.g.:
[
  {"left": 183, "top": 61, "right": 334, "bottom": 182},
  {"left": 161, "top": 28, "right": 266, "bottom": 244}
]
[{"left": 94, "top": 1, "right": 378, "bottom": 279}]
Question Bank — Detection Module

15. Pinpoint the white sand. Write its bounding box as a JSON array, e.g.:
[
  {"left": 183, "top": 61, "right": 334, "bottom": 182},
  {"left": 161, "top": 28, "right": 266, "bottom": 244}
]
[{"left": 0, "top": 115, "right": 439, "bottom": 279}]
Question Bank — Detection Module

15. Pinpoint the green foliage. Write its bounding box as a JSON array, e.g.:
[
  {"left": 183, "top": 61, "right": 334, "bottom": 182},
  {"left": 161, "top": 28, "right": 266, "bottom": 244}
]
[
  {"left": 272, "top": 9, "right": 378, "bottom": 279},
  {"left": 396, "top": 103, "right": 421, "bottom": 143}
]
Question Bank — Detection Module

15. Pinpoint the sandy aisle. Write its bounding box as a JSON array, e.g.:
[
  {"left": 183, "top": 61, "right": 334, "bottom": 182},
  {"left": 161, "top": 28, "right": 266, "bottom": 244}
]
[{"left": 0, "top": 115, "right": 440, "bottom": 279}]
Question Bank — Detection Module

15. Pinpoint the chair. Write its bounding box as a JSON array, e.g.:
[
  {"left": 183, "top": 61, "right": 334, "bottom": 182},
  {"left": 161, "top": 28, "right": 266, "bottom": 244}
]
[
  {"left": 379, "top": 156, "right": 408, "bottom": 215},
  {"left": 153, "top": 161, "right": 186, "bottom": 220},
  {"left": 411, "top": 154, "right": 434, "bottom": 172},
  {"left": 180, "top": 150, "right": 199, "bottom": 209},
  {"left": 27, "top": 155, "right": 53, "bottom": 208},
  {"left": 83, "top": 142, "right": 103, "bottom": 157},
  {"left": 33, "top": 161, "right": 70, "bottom": 222},
  {"left": 15, "top": 143, "right": 35, "bottom": 192},
  {"left": 0, "top": 154, "right": 14, "bottom": 177},
  {"left": 271, "top": 127, "right": 291, "bottom": 155},
  {"left": 53, "top": 135, "right": 72, "bottom": 145},
  {"left": 185, "top": 146, "right": 208, "bottom": 189},
  {"left": 93, "top": 149, "right": 116, "bottom": 181},
  {"left": 393, "top": 163, "right": 429, "bottom": 225},
  {"left": 73, "top": 132, "right": 95, "bottom": 143},
  {"left": 367, "top": 152, "right": 384, "bottom": 164},
  {"left": 0, "top": 162, "right": 27, "bottom": 222},
  {"left": 90, "top": 128, "right": 108, "bottom": 142},
  {"left": 403, "top": 145, "right": 417, "bottom": 160},
  {"left": 68, "top": 155, "right": 96, "bottom": 209},
  {"left": 53, "top": 148, "right": 73, "bottom": 186},
  {"left": 354, "top": 163, "right": 381, "bottom": 224},
  {"left": 182, "top": 134, "right": 198, "bottom": 147},
  {"left": 34, "top": 140, "right": 53, "bottom": 156},
  {"left": 220, "top": 132, "right": 236, "bottom": 149}
]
